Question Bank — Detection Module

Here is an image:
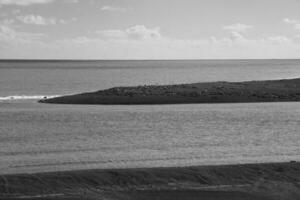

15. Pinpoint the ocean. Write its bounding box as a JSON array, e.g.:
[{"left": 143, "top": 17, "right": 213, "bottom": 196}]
[
  {"left": 0, "top": 60, "right": 299, "bottom": 174},
  {"left": 1, "top": 59, "right": 300, "bottom": 99}
]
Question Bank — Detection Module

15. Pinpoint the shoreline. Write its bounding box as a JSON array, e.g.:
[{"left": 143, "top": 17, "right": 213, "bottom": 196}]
[
  {"left": 1, "top": 162, "right": 299, "bottom": 200},
  {"left": 40, "top": 78, "right": 300, "bottom": 105}
]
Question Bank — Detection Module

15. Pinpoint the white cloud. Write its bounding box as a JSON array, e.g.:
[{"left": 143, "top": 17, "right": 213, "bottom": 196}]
[
  {"left": 212, "top": 33, "right": 292, "bottom": 46},
  {"left": 283, "top": 18, "right": 300, "bottom": 30},
  {"left": 0, "top": 0, "right": 78, "bottom": 6},
  {"left": 16, "top": 15, "right": 76, "bottom": 25},
  {"left": 0, "top": 22, "right": 43, "bottom": 44},
  {"left": 45, "top": 34, "right": 298, "bottom": 59},
  {"left": 229, "top": 31, "right": 245, "bottom": 42},
  {"left": 0, "top": 0, "right": 54, "bottom": 6},
  {"left": 64, "top": 0, "right": 78, "bottom": 3},
  {"left": 101, "top": 5, "right": 128, "bottom": 12},
  {"left": 46, "top": 24, "right": 300, "bottom": 60},
  {"left": 59, "top": 17, "right": 77, "bottom": 24},
  {"left": 0, "top": 24, "right": 17, "bottom": 41},
  {"left": 284, "top": 18, "right": 297, "bottom": 24},
  {"left": 267, "top": 36, "right": 290, "bottom": 44},
  {"left": 1, "top": 23, "right": 300, "bottom": 59},
  {"left": 17, "top": 14, "right": 56, "bottom": 25},
  {"left": 223, "top": 23, "right": 253, "bottom": 33},
  {"left": 96, "top": 25, "right": 161, "bottom": 40}
]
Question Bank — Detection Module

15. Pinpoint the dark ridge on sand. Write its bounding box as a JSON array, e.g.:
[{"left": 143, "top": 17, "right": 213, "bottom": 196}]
[
  {"left": 40, "top": 78, "right": 300, "bottom": 105},
  {"left": 0, "top": 162, "right": 299, "bottom": 200}
]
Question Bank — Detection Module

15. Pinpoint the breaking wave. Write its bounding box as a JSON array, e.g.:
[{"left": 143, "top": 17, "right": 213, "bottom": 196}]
[{"left": 0, "top": 95, "right": 61, "bottom": 101}]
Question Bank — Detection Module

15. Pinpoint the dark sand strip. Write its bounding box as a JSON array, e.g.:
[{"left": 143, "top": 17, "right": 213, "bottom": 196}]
[
  {"left": 40, "top": 78, "right": 300, "bottom": 104},
  {"left": 0, "top": 162, "right": 299, "bottom": 200}
]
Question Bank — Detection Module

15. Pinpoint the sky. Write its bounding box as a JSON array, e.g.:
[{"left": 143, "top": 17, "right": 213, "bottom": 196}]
[{"left": 1, "top": 0, "right": 300, "bottom": 59}]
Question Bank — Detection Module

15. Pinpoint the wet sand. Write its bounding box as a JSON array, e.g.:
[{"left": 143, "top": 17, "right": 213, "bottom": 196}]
[
  {"left": 1, "top": 162, "right": 299, "bottom": 200},
  {"left": 40, "top": 78, "right": 300, "bottom": 104}
]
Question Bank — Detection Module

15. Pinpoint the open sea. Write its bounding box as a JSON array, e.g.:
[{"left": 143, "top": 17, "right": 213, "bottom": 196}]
[{"left": 0, "top": 60, "right": 300, "bottom": 174}]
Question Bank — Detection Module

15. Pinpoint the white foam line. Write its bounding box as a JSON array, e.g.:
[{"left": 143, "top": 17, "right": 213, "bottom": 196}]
[
  {"left": 5, "top": 193, "right": 65, "bottom": 199},
  {"left": 0, "top": 95, "right": 61, "bottom": 101}
]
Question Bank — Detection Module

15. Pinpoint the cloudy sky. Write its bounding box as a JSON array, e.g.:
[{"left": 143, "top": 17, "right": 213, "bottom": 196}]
[{"left": 1, "top": 0, "right": 300, "bottom": 59}]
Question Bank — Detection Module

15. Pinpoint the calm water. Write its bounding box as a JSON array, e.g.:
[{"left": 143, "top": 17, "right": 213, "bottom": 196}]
[
  {"left": 0, "top": 60, "right": 299, "bottom": 174},
  {"left": 1, "top": 59, "right": 300, "bottom": 98}
]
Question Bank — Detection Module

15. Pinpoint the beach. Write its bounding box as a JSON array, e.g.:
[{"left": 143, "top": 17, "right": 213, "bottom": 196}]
[{"left": 1, "top": 162, "right": 299, "bottom": 200}]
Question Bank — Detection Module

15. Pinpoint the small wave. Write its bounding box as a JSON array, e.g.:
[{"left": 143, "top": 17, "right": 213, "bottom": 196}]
[{"left": 0, "top": 95, "right": 61, "bottom": 101}]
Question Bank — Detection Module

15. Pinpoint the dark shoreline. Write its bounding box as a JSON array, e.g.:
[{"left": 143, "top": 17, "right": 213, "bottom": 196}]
[
  {"left": 1, "top": 162, "right": 299, "bottom": 200},
  {"left": 40, "top": 78, "right": 300, "bottom": 105}
]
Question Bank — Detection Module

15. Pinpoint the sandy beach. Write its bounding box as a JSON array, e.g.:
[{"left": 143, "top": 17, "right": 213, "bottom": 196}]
[
  {"left": 40, "top": 78, "right": 300, "bottom": 105},
  {"left": 0, "top": 162, "right": 299, "bottom": 200}
]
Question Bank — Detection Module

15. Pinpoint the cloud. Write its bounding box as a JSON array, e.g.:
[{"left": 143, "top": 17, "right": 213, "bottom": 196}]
[
  {"left": 223, "top": 23, "right": 253, "bottom": 33},
  {"left": 0, "top": 22, "right": 43, "bottom": 44},
  {"left": 267, "top": 36, "right": 290, "bottom": 44},
  {"left": 46, "top": 24, "right": 300, "bottom": 60},
  {"left": 17, "top": 14, "right": 56, "bottom": 25},
  {"left": 221, "top": 23, "right": 254, "bottom": 46},
  {"left": 96, "top": 25, "right": 162, "bottom": 40},
  {"left": 0, "top": 0, "right": 54, "bottom": 6},
  {"left": 283, "top": 18, "right": 298, "bottom": 24},
  {"left": 283, "top": 18, "right": 300, "bottom": 30},
  {"left": 229, "top": 31, "right": 245, "bottom": 42},
  {"left": 43, "top": 32, "right": 300, "bottom": 60},
  {"left": 0, "top": 0, "right": 77, "bottom": 7},
  {"left": 1, "top": 23, "right": 300, "bottom": 59},
  {"left": 101, "top": 5, "right": 128, "bottom": 12},
  {"left": 16, "top": 15, "right": 76, "bottom": 25},
  {"left": 59, "top": 17, "right": 77, "bottom": 24},
  {"left": 212, "top": 33, "right": 293, "bottom": 46},
  {"left": 64, "top": 0, "right": 78, "bottom": 3},
  {"left": 0, "top": 24, "right": 17, "bottom": 41}
]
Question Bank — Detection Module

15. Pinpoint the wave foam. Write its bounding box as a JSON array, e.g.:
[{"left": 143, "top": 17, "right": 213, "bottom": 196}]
[{"left": 0, "top": 95, "right": 61, "bottom": 101}]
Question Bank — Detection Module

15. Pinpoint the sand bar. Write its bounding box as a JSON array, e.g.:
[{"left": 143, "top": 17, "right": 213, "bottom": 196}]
[{"left": 40, "top": 78, "right": 300, "bottom": 104}]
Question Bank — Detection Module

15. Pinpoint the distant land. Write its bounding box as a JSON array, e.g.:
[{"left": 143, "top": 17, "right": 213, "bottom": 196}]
[{"left": 40, "top": 78, "right": 300, "bottom": 105}]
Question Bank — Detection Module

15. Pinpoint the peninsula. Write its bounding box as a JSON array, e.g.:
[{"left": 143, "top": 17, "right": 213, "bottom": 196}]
[{"left": 40, "top": 78, "right": 300, "bottom": 104}]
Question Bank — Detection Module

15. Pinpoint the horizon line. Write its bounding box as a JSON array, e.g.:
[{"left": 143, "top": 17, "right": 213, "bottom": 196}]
[{"left": 1, "top": 58, "right": 300, "bottom": 62}]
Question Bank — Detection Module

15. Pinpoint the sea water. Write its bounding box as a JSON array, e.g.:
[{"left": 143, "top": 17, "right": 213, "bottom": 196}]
[{"left": 0, "top": 60, "right": 299, "bottom": 174}]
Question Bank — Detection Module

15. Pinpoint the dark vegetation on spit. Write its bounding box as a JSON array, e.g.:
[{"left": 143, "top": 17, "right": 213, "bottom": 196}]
[{"left": 40, "top": 78, "right": 300, "bottom": 104}]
